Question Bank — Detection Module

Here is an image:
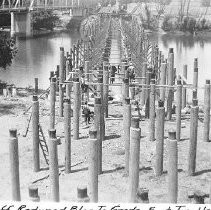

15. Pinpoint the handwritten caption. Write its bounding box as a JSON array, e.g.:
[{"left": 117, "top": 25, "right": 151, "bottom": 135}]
[{"left": 1, "top": 204, "right": 211, "bottom": 210}]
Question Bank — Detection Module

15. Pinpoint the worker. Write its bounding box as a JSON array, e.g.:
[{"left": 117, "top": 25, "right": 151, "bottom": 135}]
[
  {"left": 110, "top": 65, "right": 117, "bottom": 84},
  {"left": 82, "top": 102, "right": 91, "bottom": 125}
]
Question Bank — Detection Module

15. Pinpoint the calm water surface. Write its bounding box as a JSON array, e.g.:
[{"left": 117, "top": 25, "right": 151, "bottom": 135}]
[
  {"left": 0, "top": 31, "right": 80, "bottom": 89},
  {"left": 1, "top": 32, "right": 211, "bottom": 101},
  {"left": 151, "top": 33, "right": 211, "bottom": 101}
]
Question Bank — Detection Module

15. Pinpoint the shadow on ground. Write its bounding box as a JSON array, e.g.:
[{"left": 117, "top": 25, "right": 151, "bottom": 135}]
[
  {"left": 0, "top": 103, "right": 25, "bottom": 116},
  {"left": 104, "top": 134, "right": 121, "bottom": 141}
]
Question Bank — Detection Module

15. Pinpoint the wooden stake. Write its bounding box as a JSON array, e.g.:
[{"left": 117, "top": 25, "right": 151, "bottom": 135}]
[
  {"left": 203, "top": 80, "right": 210, "bottom": 142},
  {"left": 49, "top": 129, "right": 59, "bottom": 202},
  {"left": 188, "top": 100, "right": 199, "bottom": 176},
  {"left": 89, "top": 130, "right": 98, "bottom": 202},
  {"left": 149, "top": 79, "right": 155, "bottom": 141},
  {"left": 182, "top": 65, "right": 187, "bottom": 108},
  {"left": 160, "top": 63, "right": 167, "bottom": 102},
  {"left": 176, "top": 78, "right": 182, "bottom": 141},
  {"left": 64, "top": 98, "right": 71, "bottom": 173},
  {"left": 193, "top": 58, "right": 198, "bottom": 98},
  {"left": 50, "top": 77, "right": 56, "bottom": 129},
  {"left": 28, "top": 185, "right": 40, "bottom": 202},
  {"left": 73, "top": 81, "right": 80, "bottom": 140},
  {"left": 94, "top": 97, "right": 103, "bottom": 174},
  {"left": 167, "top": 129, "right": 178, "bottom": 203},
  {"left": 155, "top": 100, "right": 165, "bottom": 176},
  {"left": 124, "top": 97, "right": 131, "bottom": 175},
  {"left": 34, "top": 78, "right": 38, "bottom": 94},
  {"left": 167, "top": 48, "right": 174, "bottom": 120},
  {"left": 141, "top": 63, "right": 147, "bottom": 106},
  {"left": 32, "top": 95, "right": 40, "bottom": 172},
  {"left": 9, "top": 129, "right": 21, "bottom": 201},
  {"left": 128, "top": 117, "right": 141, "bottom": 202},
  {"left": 103, "top": 63, "right": 109, "bottom": 118}
]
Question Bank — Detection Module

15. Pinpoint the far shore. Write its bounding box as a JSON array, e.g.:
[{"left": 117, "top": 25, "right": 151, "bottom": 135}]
[{"left": 146, "top": 28, "right": 211, "bottom": 40}]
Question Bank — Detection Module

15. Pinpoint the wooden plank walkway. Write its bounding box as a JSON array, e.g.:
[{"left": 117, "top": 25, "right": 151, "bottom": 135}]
[{"left": 109, "top": 30, "right": 123, "bottom": 101}]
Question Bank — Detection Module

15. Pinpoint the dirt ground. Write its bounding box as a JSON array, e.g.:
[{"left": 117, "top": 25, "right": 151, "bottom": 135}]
[{"left": 0, "top": 87, "right": 211, "bottom": 203}]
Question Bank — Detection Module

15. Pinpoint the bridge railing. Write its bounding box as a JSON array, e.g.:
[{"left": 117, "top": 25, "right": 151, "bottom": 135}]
[{"left": 0, "top": 0, "right": 85, "bottom": 11}]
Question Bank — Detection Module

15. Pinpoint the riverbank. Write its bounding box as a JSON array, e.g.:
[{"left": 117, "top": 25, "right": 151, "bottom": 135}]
[{"left": 154, "top": 29, "right": 211, "bottom": 40}]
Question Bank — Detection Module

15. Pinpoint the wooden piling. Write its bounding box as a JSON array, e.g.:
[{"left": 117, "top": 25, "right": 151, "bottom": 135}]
[
  {"left": 122, "top": 78, "right": 129, "bottom": 103},
  {"left": 66, "top": 59, "right": 70, "bottom": 79},
  {"left": 141, "top": 62, "right": 147, "bottom": 106},
  {"left": 94, "top": 97, "right": 103, "bottom": 174},
  {"left": 160, "top": 63, "right": 167, "bottom": 102},
  {"left": 59, "top": 47, "right": 65, "bottom": 117},
  {"left": 176, "top": 78, "right": 182, "bottom": 141},
  {"left": 9, "top": 129, "right": 21, "bottom": 201},
  {"left": 149, "top": 79, "right": 156, "bottom": 141},
  {"left": 145, "top": 69, "right": 151, "bottom": 118},
  {"left": 66, "top": 83, "right": 71, "bottom": 99},
  {"left": 124, "top": 97, "right": 131, "bottom": 175},
  {"left": 129, "top": 117, "right": 141, "bottom": 203},
  {"left": 59, "top": 84, "right": 64, "bottom": 117},
  {"left": 136, "top": 188, "right": 149, "bottom": 203},
  {"left": 167, "top": 129, "right": 178, "bottom": 203},
  {"left": 189, "top": 191, "right": 207, "bottom": 204},
  {"left": 203, "top": 80, "right": 210, "bottom": 142},
  {"left": 193, "top": 58, "right": 198, "bottom": 98},
  {"left": 84, "top": 61, "right": 90, "bottom": 101},
  {"left": 167, "top": 48, "right": 174, "bottom": 120},
  {"left": 103, "top": 63, "right": 109, "bottom": 118},
  {"left": 89, "top": 130, "right": 98, "bottom": 202},
  {"left": 182, "top": 65, "right": 188, "bottom": 108},
  {"left": 28, "top": 185, "right": 40, "bottom": 202},
  {"left": 155, "top": 100, "right": 165, "bottom": 176},
  {"left": 32, "top": 95, "right": 40, "bottom": 172},
  {"left": 50, "top": 77, "right": 56, "bottom": 129},
  {"left": 73, "top": 81, "right": 80, "bottom": 140},
  {"left": 34, "top": 78, "right": 38, "bottom": 94},
  {"left": 49, "top": 129, "right": 60, "bottom": 202},
  {"left": 77, "top": 185, "right": 90, "bottom": 202},
  {"left": 188, "top": 99, "right": 199, "bottom": 176},
  {"left": 130, "top": 85, "right": 135, "bottom": 100},
  {"left": 97, "top": 77, "right": 103, "bottom": 106},
  {"left": 64, "top": 98, "right": 71, "bottom": 174}
]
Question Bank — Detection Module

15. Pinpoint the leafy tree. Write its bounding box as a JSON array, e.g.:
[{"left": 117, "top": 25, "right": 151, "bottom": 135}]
[
  {"left": 66, "top": 18, "right": 82, "bottom": 31},
  {"left": 32, "top": 11, "right": 60, "bottom": 31},
  {"left": 0, "top": 33, "right": 16, "bottom": 69}
]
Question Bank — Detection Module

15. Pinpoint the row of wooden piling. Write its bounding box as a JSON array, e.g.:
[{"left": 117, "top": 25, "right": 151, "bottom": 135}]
[{"left": 8, "top": 15, "right": 211, "bottom": 203}]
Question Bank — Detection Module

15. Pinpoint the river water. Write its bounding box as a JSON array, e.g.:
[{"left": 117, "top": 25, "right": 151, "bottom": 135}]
[
  {"left": 1, "top": 32, "right": 211, "bottom": 101},
  {"left": 0, "top": 31, "right": 80, "bottom": 89},
  {"left": 150, "top": 33, "right": 211, "bottom": 102}
]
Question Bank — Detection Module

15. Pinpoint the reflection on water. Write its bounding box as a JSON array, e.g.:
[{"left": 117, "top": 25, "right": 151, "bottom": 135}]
[
  {"left": 150, "top": 33, "right": 211, "bottom": 101},
  {"left": 1, "top": 31, "right": 211, "bottom": 101},
  {"left": 0, "top": 32, "right": 80, "bottom": 89}
]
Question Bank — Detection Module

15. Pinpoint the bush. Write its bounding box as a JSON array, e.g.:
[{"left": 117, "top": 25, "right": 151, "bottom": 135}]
[
  {"left": 32, "top": 11, "right": 60, "bottom": 31},
  {"left": 66, "top": 18, "right": 82, "bottom": 31},
  {"left": 140, "top": 4, "right": 158, "bottom": 30},
  {"left": 162, "top": 15, "right": 211, "bottom": 33},
  {"left": 162, "top": 15, "right": 177, "bottom": 31},
  {"left": 0, "top": 33, "right": 17, "bottom": 69}
]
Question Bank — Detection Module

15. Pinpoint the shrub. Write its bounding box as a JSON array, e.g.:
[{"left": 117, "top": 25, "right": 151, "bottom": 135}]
[
  {"left": 32, "top": 11, "right": 60, "bottom": 31},
  {"left": 0, "top": 33, "right": 17, "bottom": 69},
  {"left": 67, "top": 18, "right": 83, "bottom": 31},
  {"left": 162, "top": 15, "right": 174, "bottom": 31}
]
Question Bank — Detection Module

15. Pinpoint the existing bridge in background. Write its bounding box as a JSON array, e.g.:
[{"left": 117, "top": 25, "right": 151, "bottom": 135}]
[{"left": 0, "top": 0, "right": 89, "bottom": 37}]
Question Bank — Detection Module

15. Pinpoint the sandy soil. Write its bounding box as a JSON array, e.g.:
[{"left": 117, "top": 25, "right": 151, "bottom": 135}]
[
  {"left": 0, "top": 85, "right": 211, "bottom": 203},
  {"left": 0, "top": 23, "right": 211, "bottom": 204}
]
